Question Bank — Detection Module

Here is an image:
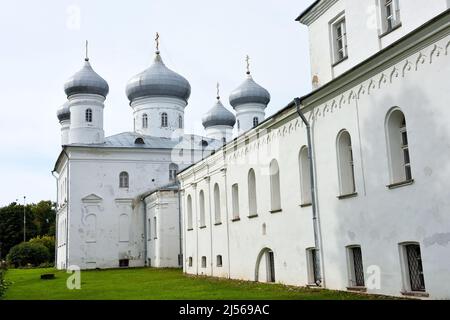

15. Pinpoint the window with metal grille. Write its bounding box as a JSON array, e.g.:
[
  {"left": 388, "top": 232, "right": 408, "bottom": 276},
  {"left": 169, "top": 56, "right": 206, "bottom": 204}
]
[
  {"left": 348, "top": 246, "right": 365, "bottom": 287},
  {"left": 119, "top": 171, "right": 129, "bottom": 188},
  {"left": 253, "top": 117, "right": 259, "bottom": 127},
  {"left": 85, "top": 108, "right": 93, "bottom": 122},
  {"left": 332, "top": 17, "right": 347, "bottom": 63},
  {"left": 405, "top": 244, "right": 426, "bottom": 292},
  {"left": 216, "top": 255, "right": 223, "bottom": 267},
  {"left": 142, "top": 113, "right": 148, "bottom": 128},
  {"left": 161, "top": 112, "right": 168, "bottom": 127}
]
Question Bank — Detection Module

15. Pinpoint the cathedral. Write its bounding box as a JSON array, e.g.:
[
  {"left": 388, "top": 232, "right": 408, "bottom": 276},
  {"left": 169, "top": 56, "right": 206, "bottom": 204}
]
[{"left": 54, "top": 0, "right": 450, "bottom": 299}]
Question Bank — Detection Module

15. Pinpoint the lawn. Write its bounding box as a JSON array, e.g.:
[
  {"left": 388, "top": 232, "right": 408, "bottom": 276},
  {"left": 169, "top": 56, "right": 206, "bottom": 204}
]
[{"left": 2, "top": 267, "right": 390, "bottom": 300}]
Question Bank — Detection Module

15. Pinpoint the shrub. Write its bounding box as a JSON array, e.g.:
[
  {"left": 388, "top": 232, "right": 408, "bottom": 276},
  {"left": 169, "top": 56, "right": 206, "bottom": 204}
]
[
  {"left": 29, "top": 235, "right": 55, "bottom": 262},
  {"left": 6, "top": 242, "right": 50, "bottom": 268},
  {"left": 0, "top": 261, "right": 8, "bottom": 298}
]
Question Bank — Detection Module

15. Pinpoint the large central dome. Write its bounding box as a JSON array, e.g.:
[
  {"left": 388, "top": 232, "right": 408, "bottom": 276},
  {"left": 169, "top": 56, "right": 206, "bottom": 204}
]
[{"left": 126, "top": 52, "right": 191, "bottom": 103}]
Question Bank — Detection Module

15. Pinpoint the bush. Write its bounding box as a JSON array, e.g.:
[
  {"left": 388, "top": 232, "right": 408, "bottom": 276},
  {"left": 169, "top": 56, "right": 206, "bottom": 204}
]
[
  {"left": 0, "top": 261, "right": 8, "bottom": 298},
  {"left": 6, "top": 242, "right": 50, "bottom": 268},
  {"left": 29, "top": 235, "right": 55, "bottom": 262}
]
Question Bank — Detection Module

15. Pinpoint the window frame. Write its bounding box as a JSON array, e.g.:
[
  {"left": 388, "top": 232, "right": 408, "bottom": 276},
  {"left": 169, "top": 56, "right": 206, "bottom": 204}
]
[
  {"left": 142, "top": 113, "right": 148, "bottom": 128},
  {"left": 330, "top": 14, "right": 348, "bottom": 65},
  {"left": 336, "top": 130, "right": 357, "bottom": 197},
  {"left": 119, "top": 171, "right": 129, "bottom": 188},
  {"left": 85, "top": 108, "right": 93, "bottom": 123},
  {"left": 252, "top": 117, "right": 259, "bottom": 127},
  {"left": 161, "top": 112, "right": 168, "bottom": 127},
  {"left": 379, "top": 0, "right": 401, "bottom": 36}
]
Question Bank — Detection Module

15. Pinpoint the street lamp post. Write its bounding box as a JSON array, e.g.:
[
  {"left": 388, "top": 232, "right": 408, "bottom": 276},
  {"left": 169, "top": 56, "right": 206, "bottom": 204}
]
[{"left": 23, "top": 196, "right": 26, "bottom": 242}]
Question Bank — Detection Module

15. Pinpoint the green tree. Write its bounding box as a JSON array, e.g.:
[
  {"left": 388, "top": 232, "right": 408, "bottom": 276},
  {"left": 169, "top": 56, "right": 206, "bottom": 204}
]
[{"left": 6, "top": 242, "right": 50, "bottom": 268}]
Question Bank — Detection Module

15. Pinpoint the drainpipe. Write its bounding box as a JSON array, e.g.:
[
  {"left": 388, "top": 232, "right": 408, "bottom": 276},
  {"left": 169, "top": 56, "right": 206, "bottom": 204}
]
[
  {"left": 291, "top": 97, "right": 325, "bottom": 287},
  {"left": 141, "top": 195, "right": 148, "bottom": 267}
]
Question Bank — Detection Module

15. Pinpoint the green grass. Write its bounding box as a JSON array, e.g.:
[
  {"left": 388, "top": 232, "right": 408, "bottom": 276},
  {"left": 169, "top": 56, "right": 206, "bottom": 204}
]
[{"left": 2, "top": 267, "right": 391, "bottom": 300}]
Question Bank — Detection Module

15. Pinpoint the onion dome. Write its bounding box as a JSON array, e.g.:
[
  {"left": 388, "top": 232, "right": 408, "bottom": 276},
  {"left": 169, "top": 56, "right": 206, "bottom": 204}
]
[
  {"left": 202, "top": 94, "right": 236, "bottom": 128},
  {"left": 56, "top": 101, "right": 70, "bottom": 122},
  {"left": 126, "top": 52, "right": 191, "bottom": 103},
  {"left": 229, "top": 72, "right": 270, "bottom": 108},
  {"left": 64, "top": 58, "right": 109, "bottom": 98}
]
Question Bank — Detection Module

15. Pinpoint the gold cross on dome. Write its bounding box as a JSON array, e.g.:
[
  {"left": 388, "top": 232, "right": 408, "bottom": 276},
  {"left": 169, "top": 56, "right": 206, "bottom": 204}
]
[
  {"left": 246, "top": 55, "right": 250, "bottom": 73},
  {"left": 216, "top": 82, "right": 220, "bottom": 99}
]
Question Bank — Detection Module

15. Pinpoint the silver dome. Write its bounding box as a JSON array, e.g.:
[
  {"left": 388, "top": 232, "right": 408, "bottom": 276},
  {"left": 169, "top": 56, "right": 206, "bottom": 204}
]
[
  {"left": 64, "top": 59, "right": 109, "bottom": 98},
  {"left": 202, "top": 99, "right": 236, "bottom": 128},
  {"left": 56, "top": 101, "right": 70, "bottom": 121},
  {"left": 126, "top": 52, "right": 191, "bottom": 103},
  {"left": 229, "top": 73, "right": 270, "bottom": 108}
]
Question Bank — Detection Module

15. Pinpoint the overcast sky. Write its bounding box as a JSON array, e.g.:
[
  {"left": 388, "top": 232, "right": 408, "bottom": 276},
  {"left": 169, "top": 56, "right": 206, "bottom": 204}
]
[{"left": 0, "top": 0, "right": 314, "bottom": 206}]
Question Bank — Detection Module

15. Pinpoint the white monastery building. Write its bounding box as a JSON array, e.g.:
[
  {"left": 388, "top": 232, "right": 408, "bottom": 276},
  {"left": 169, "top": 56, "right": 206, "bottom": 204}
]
[{"left": 54, "top": 1, "right": 450, "bottom": 299}]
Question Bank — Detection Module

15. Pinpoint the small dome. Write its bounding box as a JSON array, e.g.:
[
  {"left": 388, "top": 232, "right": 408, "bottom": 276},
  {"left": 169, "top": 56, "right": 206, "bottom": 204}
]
[
  {"left": 56, "top": 101, "right": 70, "bottom": 121},
  {"left": 126, "top": 52, "right": 191, "bottom": 103},
  {"left": 64, "top": 59, "right": 109, "bottom": 98},
  {"left": 202, "top": 99, "right": 236, "bottom": 128},
  {"left": 229, "top": 73, "right": 270, "bottom": 108}
]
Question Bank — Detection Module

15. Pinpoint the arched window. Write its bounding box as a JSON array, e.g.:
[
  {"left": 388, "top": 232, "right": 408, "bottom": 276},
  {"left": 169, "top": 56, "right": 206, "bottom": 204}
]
[
  {"left": 169, "top": 163, "right": 179, "bottom": 181},
  {"left": 161, "top": 112, "right": 168, "bottom": 127},
  {"left": 216, "top": 255, "right": 223, "bottom": 267},
  {"left": 269, "top": 159, "right": 281, "bottom": 211},
  {"left": 386, "top": 108, "right": 412, "bottom": 184},
  {"left": 299, "top": 146, "right": 312, "bottom": 205},
  {"left": 232, "top": 183, "right": 239, "bottom": 219},
  {"left": 178, "top": 115, "right": 183, "bottom": 129},
  {"left": 253, "top": 117, "right": 259, "bottom": 127},
  {"left": 187, "top": 195, "right": 193, "bottom": 230},
  {"left": 222, "top": 137, "right": 226, "bottom": 144},
  {"left": 248, "top": 169, "right": 257, "bottom": 216},
  {"left": 337, "top": 130, "right": 356, "bottom": 195},
  {"left": 199, "top": 190, "right": 206, "bottom": 227},
  {"left": 142, "top": 114, "right": 148, "bottom": 128},
  {"left": 85, "top": 108, "right": 92, "bottom": 122},
  {"left": 214, "top": 183, "right": 221, "bottom": 224},
  {"left": 119, "top": 171, "right": 129, "bottom": 188}
]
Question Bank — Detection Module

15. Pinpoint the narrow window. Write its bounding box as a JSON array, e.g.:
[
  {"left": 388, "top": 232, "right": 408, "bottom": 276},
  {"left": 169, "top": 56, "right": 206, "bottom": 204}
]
[
  {"left": 142, "top": 113, "right": 148, "bottom": 128},
  {"left": 222, "top": 137, "right": 226, "bottom": 144},
  {"left": 253, "top": 117, "right": 259, "bottom": 127},
  {"left": 347, "top": 246, "right": 365, "bottom": 287},
  {"left": 201, "top": 256, "right": 207, "bottom": 268},
  {"left": 382, "top": 0, "right": 400, "bottom": 33},
  {"left": 248, "top": 169, "right": 257, "bottom": 216},
  {"left": 161, "top": 112, "right": 168, "bottom": 127},
  {"left": 148, "top": 218, "right": 151, "bottom": 240},
  {"left": 188, "top": 257, "right": 193, "bottom": 267},
  {"left": 199, "top": 190, "right": 206, "bottom": 227},
  {"left": 269, "top": 159, "right": 281, "bottom": 212},
  {"left": 400, "top": 243, "right": 426, "bottom": 292},
  {"left": 232, "top": 184, "right": 239, "bottom": 220},
  {"left": 169, "top": 163, "right": 179, "bottom": 181},
  {"left": 153, "top": 216, "right": 157, "bottom": 239},
  {"left": 214, "top": 184, "right": 221, "bottom": 224},
  {"left": 386, "top": 109, "right": 412, "bottom": 184},
  {"left": 337, "top": 130, "right": 356, "bottom": 195},
  {"left": 216, "top": 255, "right": 223, "bottom": 267},
  {"left": 187, "top": 195, "right": 193, "bottom": 230},
  {"left": 306, "top": 248, "right": 321, "bottom": 285},
  {"left": 237, "top": 120, "right": 240, "bottom": 130},
  {"left": 332, "top": 17, "right": 347, "bottom": 63},
  {"left": 299, "top": 147, "right": 312, "bottom": 205},
  {"left": 178, "top": 115, "right": 183, "bottom": 129},
  {"left": 85, "top": 108, "right": 93, "bottom": 122},
  {"left": 119, "top": 171, "right": 129, "bottom": 188}
]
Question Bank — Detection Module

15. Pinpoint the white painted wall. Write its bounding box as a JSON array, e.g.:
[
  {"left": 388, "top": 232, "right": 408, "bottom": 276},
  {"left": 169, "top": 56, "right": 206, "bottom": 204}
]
[
  {"left": 205, "top": 125, "right": 234, "bottom": 143},
  {"left": 235, "top": 103, "right": 266, "bottom": 136}
]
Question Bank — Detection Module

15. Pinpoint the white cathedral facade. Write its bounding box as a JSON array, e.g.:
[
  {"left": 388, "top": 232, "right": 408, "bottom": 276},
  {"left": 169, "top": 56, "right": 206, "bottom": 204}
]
[{"left": 54, "top": 0, "right": 450, "bottom": 299}]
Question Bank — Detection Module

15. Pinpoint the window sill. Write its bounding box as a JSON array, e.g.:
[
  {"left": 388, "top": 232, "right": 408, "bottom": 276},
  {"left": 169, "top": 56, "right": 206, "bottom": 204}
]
[
  {"left": 300, "top": 203, "right": 312, "bottom": 208},
  {"left": 331, "top": 55, "right": 348, "bottom": 68},
  {"left": 187, "top": 228, "right": 193, "bottom": 231},
  {"left": 379, "top": 23, "right": 402, "bottom": 38},
  {"left": 270, "top": 209, "right": 282, "bottom": 214},
  {"left": 337, "top": 192, "right": 358, "bottom": 200},
  {"left": 199, "top": 225, "right": 207, "bottom": 229},
  {"left": 387, "top": 179, "right": 414, "bottom": 189},
  {"left": 231, "top": 217, "right": 241, "bottom": 222},
  {"left": 347, "top": 286, "right": 367, "bottom": 292},
  {"left": 214, "top": 222, "right": 222, "bottom": 226},
  {"left": 401, "top": 291, "right": 429, "bottom": 298},
  {"left": 248, "top": 214, "right": 259, "bottom": 219},
  {"left": 306, "top": 283, "right": 322, "bottom": 288}
]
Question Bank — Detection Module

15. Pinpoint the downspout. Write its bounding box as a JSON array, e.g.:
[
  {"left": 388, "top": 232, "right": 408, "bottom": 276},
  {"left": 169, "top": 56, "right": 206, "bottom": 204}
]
[
  {"left": 141, "top": 195, "right": 148, "bottom": 267},
  {"left": 292, "top": 97, "right": 325, "bottom": 287},
  {"left": 51, "top": 170, "right": 59, "bottom": 268}
]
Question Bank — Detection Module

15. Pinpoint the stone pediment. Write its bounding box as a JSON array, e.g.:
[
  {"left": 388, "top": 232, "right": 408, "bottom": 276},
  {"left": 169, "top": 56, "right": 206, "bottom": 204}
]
[{"left": 81, "top": 193, "right": 103, "bottom": 203}]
